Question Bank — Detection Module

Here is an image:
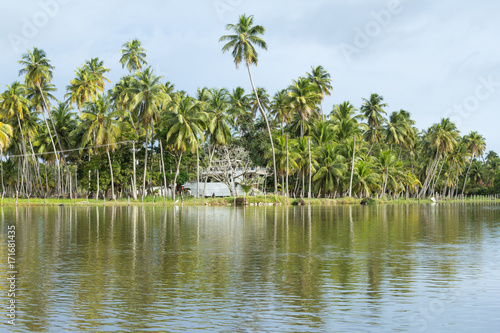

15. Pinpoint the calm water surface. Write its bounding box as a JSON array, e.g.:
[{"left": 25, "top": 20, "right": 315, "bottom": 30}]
[{"left": 1, "top": 204, "right": 500, "bottom": 332}]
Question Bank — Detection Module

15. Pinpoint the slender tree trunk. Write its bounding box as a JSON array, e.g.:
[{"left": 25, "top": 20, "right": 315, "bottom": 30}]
[
  {"left": 172, "top": 152, "right": 183, "bottom": 202},
  {"left": 348, "top": 137, "right": 356, "bottom": 198},
  {"left": 96, "top": 169, "right": 100, "bottom": 201},
  {"left": 286, "top": 134, "right": 289, "bottom": 199},
  {"left": 142, "top": 126, "right": 150, "bottom": 198},
  {"left": 132, "top": 141, "right": 137, "bottom": 200},
  {"left": 0, "top": 149, "right": 4, "bottom": 196},
  {"left": 462, "top": 154, "right": 475, "bottom": 196},
  {"left": 431, "top": 156, "right": 446, "bottom": 195},
  {"left": 308, "top": 138, "right": 312, "bottom": 200},
  {"left": 39, "top": 85, "right": 72, "bottom": 198},
  {"left": 196, "top": 144, "right": 200, "bottom": 199},
  {"left": 159, "top": 140, "right": 167, "bottom": 199},
  {"left": 202, "top": 144, "right": 216, "bottom": 201},
  {"left": 246, "top": 62, "right": 277, "bottom": 196},
  {"left": 106, "top": 147, "right": 115, "bottom": 201}
]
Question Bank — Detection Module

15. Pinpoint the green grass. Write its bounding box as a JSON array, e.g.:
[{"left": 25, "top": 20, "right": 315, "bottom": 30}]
[{"left": 2, "top": 194, "right": 492, "bottom": 207}]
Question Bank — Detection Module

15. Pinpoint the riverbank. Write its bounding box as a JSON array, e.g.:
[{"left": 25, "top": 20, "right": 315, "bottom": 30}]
[{"left": 1, "top": 195, "right": 499, "bottom": 207}]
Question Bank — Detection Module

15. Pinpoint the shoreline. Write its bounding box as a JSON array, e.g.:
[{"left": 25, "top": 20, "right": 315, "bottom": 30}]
[{"left": 1, "top": 196, "right": 499, "bottom": 207}]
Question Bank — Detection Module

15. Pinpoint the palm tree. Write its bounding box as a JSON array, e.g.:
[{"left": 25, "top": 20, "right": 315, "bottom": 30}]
[
  {"left": 126, "top": 67, "right": 168, "bottom": 197},
  {"left": 120, "top": 39, "right": 147, "bottom": 73},
  {"left": 0, "top": 82, "right": 35, "bottom": 195},
  {"left": 313, "top": 144, "right": 345, "bottom": 197},
  {"left": 307, "top": 65, "right": 332, "bottom": 120},
  {"left": 462, "top": 131, "right": 486, "bottom": 195},
  {"left": 270, "top": 89, "right": 292, "bottom": 136},
  {"left": 51, "top": 101, "right": 76, "bottom": 151},
  {"left": 202, "top": 88, "right": 234, "bottom": 198},
  {"left": 163, "top": 95, "right": 206, "bottom": 201},
  {"left": 331, "top": 102, "right": 366, "bottom": 197},
  {"left": 18, "top": 48, "right": 60, "bottom": 160},
  {"left": 19, "top": 47, "right": 72, "bottom": 196},
  {"left": 352, "top": 160, "right": 380, "bottom": 198},
  {"left": 418, "top": 118, "right": 459, "bottom": 197},
  {"left": 265, "top": 135, "right": 299, "bottom": 196},
  {"left": 65, "top": 67, "right": 98, "bottom": 112},
  {"left": 287, "top": 77, "right": 321, "bottom": 138},
  {"left": 228, "top": 87, "right": 251, "bottom": 135},
  {"left": 83, "top": 57, "right": 110, "bottom": 94},
  {"left": 361, "top": 93, "right": 387, "bottom": 154},
  {"left": 220, "top": 13, "right": 278, "bottom": 195},
  {"left": 80, "top": 94, "right": 122, "bottom": 200},
  {"left": 0, "top": 121, "right": 13, "bottom": 196}
]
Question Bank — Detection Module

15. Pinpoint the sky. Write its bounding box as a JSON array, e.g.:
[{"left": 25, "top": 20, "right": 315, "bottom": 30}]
[{"left": 1, "top": 0, "right": 500, "bottom": 152}]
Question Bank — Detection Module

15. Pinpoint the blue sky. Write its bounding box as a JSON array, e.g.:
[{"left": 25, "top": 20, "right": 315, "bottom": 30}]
[{"left": 1, "top": 0, "right": 500, "bottom": 152}]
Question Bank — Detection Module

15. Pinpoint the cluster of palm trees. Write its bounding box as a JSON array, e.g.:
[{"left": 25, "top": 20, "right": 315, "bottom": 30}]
[{"left": 0, "top": 14, "right": 497, "bottom": 201}]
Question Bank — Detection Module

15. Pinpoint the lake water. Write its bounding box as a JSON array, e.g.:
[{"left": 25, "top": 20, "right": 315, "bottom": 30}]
[{"left": 1, "top": 204, "right": 500, "bottom": 332}]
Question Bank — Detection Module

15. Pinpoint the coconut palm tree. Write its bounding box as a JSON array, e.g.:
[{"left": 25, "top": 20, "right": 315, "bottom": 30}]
[
  {"left": 307, "top": 65, "right": 332, "bottom": 120},
  {"left": 228, "top": 87, "right": 251, "bottom": 135},
  {"left": 18, "top": 48, "right": 60, "bottom": 159},
  {"left": 270, "top": 89, "right": 292, "bottom": 135},
  {"left": 352, "top": 160, "right": 380, "bottom": 198},
  {"left": 65, "top": 67, "right": 98, "bottom": 112},
  {"left": 120, "top": 39, "right": 147, "bottom": 73},
  {"left": 331, "top": 102, "right": 366, "bottom": 197},
  {"left": 0, "top": 121, "right": 13, "bottom": 196},
  {"left": 361, "top": 93, "right": 387, "bottom": 154},
  {"left": 220, "top": 13, "right": 278, "bottom": 195},
  {"left": 163, "top": 95, "right": 206, "bottom": 201},
  {"left": 19, "top": 47, "right": 72, "bottom": 196},
  {"left": 126, "top": 67, "right": 168, "bottom": 197},
  {"left": 0, "top": 82, "right": 34, "bottom": 194},
  {"left": 202, "top": 88, "right": 234, "bottom": 198},
  {"left": 462, "top": 131, "right": 486, "bottom": 195},
  {"left": 80, "top": 94, "right": 122, "bottom": 200},
  {"left": 83, "top": 57, "right": 110, "bottom": 94},
  {"left": 287, "top": 77, "right": 321, "bottom": 138},
  {"left": 313, "top": 144, "right": 345, "bottom": 197}
]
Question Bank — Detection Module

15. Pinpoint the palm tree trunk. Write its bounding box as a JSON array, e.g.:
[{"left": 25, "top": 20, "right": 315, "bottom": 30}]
[
  {"left": 308, "top": 138, "right": 312, "bottom": 200},
  {"left": 431, "top": 156, "right": 446, "bottom": 195},
  {"left": 39, "top": 85, "right": 72, "bottom": 198},
  {"left": 142, "top": 126, "right": 150, "bottom": 198},
  {"left": 286, "top": 134, "right": 289, "bottom": 199},
  {"left": 132, "top": 141, "right": 137, "bottom": 200},
  {"left": 202, "top": 144, "right": 216, "bottom": 201},
  {"left": 196, "top": 144, "right": 200, "bottom": 199},
  {"left": 348, "top": 137, "right": 356, "bottom": 198},
  {"left": 0, "top": 149, "right": 4, "bottom": 196},
  {"left": 172, "top": 152, "right": 183, "bottom": 202},
  {"left": 106, "top": 147, "right": 115, "bottom": 201},
  {"left": 462, "top": 154, "right": 475, "bottom": 196},
  {"left": 246, "top": 62, "right": 278, "bottom": 196},
  {"left": 159, "top": 139, "right": 167, "bottom": 199}
]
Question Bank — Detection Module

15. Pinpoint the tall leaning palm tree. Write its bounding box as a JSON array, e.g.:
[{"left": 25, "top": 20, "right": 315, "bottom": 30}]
[
  {"left": 19, "top": 47, "right": 72, "bottom": 196},
  {"left": 219, "top": 14, "right": 278, "bottom": 195},
  {"left": 120, "top": 39, "right": 147, "bottom": 73}
]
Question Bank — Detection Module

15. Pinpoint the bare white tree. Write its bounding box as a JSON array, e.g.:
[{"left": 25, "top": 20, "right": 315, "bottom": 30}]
[{"left": 202, "top": 146, "right": 268, "bottom": 197}]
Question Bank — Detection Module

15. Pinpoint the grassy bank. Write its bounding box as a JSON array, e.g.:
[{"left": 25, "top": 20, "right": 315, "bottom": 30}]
[{"left": 2, "top": 195, "right": 497, "bottom": 207}]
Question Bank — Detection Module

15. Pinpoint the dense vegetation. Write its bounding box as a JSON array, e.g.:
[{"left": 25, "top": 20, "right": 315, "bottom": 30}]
[{"left": 0, "top": 14, "right": 498, "bottom": 201}]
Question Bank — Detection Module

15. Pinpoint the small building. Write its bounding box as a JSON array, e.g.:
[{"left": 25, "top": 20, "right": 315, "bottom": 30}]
[{"left": 183, "top": 182, "right": 245, "bottom": 197}]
